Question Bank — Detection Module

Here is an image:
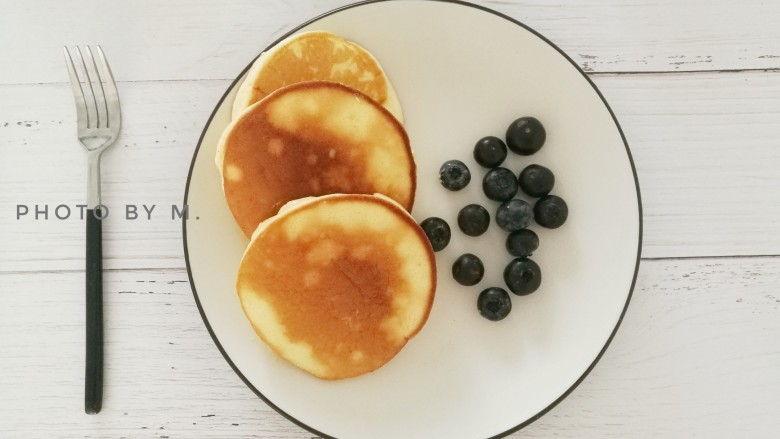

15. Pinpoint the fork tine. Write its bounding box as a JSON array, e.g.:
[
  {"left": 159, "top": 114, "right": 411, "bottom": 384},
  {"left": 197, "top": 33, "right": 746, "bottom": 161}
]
[
  {"left": 63, "top": 47, "right": 89, "bottom": 131},
  {"left": 95, "top": 46, "right": 121, "bottom": 130},
  {"left": 84, "top": 46, "right": 108, "bottom": 129},
  {"left": 76, "top": 46, "right": 99, "bottom": 129}
]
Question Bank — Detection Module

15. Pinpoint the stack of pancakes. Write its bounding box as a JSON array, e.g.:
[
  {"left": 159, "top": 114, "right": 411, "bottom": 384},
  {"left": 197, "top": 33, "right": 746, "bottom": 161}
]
[{"left": 216, "top": 31, "right": 436, "bottom": 380}]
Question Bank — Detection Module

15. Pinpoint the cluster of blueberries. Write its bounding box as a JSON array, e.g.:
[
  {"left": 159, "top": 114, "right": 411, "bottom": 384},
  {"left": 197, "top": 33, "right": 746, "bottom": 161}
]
[{"left": 420, "top": 117, "right": 568, "bottom": 321}]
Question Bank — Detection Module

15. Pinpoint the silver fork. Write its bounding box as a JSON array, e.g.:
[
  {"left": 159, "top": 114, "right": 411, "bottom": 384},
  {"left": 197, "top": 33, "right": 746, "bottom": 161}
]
[{"left": 63, "top": 45, "right": 121, "bottom": 415}]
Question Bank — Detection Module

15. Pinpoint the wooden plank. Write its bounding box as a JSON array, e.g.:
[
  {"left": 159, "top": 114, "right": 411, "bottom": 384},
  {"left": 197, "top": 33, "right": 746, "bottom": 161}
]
[
  {"left": 1, "top": 0, "right": 779, "bottom": 85},
  {"left": 1, "top": 258, "right": 778, "bottom": 437},
  {"left": 593, "top": 70, "right": 780, "bottom": 258},
  {"left": 0, "top": 80, "right": 227, "bottom": 271},
  {"left": 2, "top": 71, "right": 779, "bottom": 270}
]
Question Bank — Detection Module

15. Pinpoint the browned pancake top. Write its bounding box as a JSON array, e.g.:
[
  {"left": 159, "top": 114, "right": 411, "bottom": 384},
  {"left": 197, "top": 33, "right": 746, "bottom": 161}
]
[
  {"left": 221, "top": 81, "right": 415, "bottom": 237},
  {"left": 237, "top": 195, "right": 436, "bottom": 380},
  {"left": 249, "top": 31, "right": 388, "bottom": 109}
]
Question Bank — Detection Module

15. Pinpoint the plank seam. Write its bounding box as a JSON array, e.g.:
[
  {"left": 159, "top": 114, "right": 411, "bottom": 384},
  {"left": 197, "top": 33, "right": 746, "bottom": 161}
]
[
  {"left": 0, "top": 67, "right": 778, "bottom": 87},
  {"left": 3, "top": 255, "right": 780, "bottom": 275}
]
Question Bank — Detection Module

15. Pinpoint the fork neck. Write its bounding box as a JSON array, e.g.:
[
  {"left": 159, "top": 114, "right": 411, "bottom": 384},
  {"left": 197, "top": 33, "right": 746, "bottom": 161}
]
[{"left": 87, "top": 151, "right": 103, "bottom": 210}]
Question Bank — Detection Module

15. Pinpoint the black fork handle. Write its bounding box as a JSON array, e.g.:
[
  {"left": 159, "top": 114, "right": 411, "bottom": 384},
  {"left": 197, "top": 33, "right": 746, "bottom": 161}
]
[{"left": 85, "top": 208, "right": 103, "bottom": 414}]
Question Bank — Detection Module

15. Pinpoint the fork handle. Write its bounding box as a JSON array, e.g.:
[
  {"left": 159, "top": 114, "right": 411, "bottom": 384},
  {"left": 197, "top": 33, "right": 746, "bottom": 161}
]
[{"left": 85, "top": 208, "right": 103, "bottom": 414}]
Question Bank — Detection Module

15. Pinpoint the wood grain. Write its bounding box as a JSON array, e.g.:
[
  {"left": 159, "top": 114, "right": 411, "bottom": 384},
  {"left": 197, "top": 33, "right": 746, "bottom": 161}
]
[
  {"left": 1, "top": 258, "right": 778, "bottom": 438},
  {"left": 1, "top": 0, "right": 779, "bottom": 86},
  {"left": 593, "top": 70, "right": 780, "bottom": 258},
  {"left": 3, "top": 71, "right": 779, "bottom": 272}
]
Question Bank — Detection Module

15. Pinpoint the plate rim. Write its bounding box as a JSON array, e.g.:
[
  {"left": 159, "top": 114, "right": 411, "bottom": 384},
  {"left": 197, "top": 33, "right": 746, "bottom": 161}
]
[{"left": 182, "top": 1, "right": 644, "bottom": 438}]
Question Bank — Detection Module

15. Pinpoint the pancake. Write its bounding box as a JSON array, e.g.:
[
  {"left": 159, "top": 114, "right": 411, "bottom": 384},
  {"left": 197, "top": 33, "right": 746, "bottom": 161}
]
[
  {"left": 237, "top": 194, "right": 436, "bottom": 380},
  {"left": 232, "top": 30, "right": 403, "bottom": 122},
  {"left": 217, "top": 81, "right": 416, "bottom": 238}
]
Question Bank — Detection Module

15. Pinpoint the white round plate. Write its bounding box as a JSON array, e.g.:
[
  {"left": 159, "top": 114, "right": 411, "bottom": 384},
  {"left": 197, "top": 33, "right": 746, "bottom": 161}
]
[{"left": 183, "top": 1, "right": 642, "bottom": 438}]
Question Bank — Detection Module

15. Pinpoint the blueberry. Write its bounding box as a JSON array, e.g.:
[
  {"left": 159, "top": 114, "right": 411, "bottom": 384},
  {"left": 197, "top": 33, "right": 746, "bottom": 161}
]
[
  {"left": 506, "top": 229, "right": 539, "bottom": 257},
  {"left": 482, "top": 167, "right": 518, "bottom": 202},
  {"left": 473, "top": 136, "right": 508, "bottom": 168},
  {"left": 452, "top": 254, "right": 484, "bottom": 286},
  {"left": 420, "top": 217, "right": 451, "bottom": 251},
  {"left": 503, "top": 258, "right": 542, "bottom": 296},
  {"left": 439, "top": 160, "right": 471, "bottom": 191},
  {"left": 457, "top": 204, "right": 490, "bottom": 237},
  {"left": 477, "top": 287, "right": 512, "bottom": 321},
  {"left": 519, "top": 164, "right": 555, "bottom": 197},
  {"left": 534, "top": 195, "right": 568, "bottom": 229},
  {"left": 495, "top": 199, "right": 532, "bottom": 232},
  {"left": 506, "top": 117, "right": 546, "bottom": 155}
]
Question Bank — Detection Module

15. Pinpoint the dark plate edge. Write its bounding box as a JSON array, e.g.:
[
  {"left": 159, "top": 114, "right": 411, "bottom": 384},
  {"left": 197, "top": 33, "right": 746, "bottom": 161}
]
[{"left": 182, "top": 1, "right": 644, "bottom": 438}]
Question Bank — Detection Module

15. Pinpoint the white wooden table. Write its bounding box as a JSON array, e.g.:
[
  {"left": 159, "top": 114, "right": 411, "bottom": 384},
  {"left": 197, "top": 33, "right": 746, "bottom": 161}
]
[{"left": 2, "top": 1, "right": 779, "bottom": 437}]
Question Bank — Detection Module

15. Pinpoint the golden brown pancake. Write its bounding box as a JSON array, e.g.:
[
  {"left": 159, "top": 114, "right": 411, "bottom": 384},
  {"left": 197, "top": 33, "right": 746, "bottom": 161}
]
[
  {"left": 237, "top": 194, "right": 436, "bottom": 380},
  {"left": 218, "top": 81, "right": 416, "bottom": 238},
  {"left": 232, "top": 30, "right": 403, "bottom": 121}
]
